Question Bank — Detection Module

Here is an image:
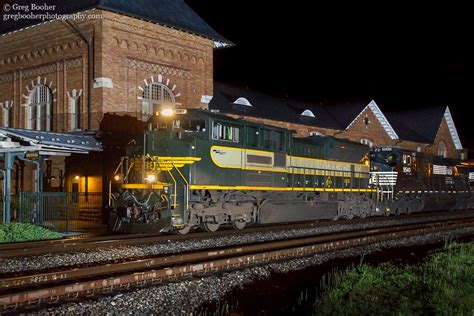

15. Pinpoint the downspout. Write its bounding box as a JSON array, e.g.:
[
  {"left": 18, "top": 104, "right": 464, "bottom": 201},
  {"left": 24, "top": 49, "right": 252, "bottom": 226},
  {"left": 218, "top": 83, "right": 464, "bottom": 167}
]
[
  {"left": 65, "top": 20, "right": 94, "bottom": 131},
  {"left": 17, "top": 157, "right": 41, "bottom": 192}
]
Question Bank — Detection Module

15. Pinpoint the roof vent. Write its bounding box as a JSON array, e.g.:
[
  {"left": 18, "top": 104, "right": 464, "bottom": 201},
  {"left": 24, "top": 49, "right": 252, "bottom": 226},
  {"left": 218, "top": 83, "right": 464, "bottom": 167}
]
[
  {"left": 301, "top": 109, "right": 316, "bottom": 118},
  {"left": 233, "top": 97, "right": 252, "bottom": 107}
]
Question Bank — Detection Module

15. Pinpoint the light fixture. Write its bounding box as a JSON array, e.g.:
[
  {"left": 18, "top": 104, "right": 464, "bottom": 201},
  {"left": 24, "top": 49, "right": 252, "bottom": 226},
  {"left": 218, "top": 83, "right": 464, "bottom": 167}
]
[
  {"left": 113, "top": 174, "right": 121, "bottom": 181},
  {"left": 145, "top": 174, "right": 157, "bottom": 182},
  {"left": 160, "top": 109, "right": 174, "bottom": 117},
  {"left": 75, "top": 175, "right": 80, "bottom": 180}
]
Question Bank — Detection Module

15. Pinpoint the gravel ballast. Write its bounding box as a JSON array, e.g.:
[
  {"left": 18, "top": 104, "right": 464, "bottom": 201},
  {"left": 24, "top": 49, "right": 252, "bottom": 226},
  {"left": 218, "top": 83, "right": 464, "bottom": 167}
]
[
  {"left": 35, "top": 227, "right": 474, "bottom": 315},
  {"left": 1, "top": 212, "right": 472, "bottom": 274}
]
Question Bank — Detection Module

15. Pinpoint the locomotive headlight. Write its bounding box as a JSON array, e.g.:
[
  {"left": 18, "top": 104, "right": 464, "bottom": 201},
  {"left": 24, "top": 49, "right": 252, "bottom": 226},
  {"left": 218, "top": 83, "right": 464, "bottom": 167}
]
[
  {"left": 161, "top": 108, "right": 174, "bottom": 117},
  {"left": 145, "top": 174, "right": 157, "bottom": 183}
]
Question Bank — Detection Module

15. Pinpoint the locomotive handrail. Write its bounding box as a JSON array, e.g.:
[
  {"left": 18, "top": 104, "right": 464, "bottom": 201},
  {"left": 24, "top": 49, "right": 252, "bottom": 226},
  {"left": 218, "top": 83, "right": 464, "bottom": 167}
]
[
  {"left": 123, "top": 162, "right": 135, "bottom": 182},
  {"left": 169, "top": 161, "right": 190, "bottom": 211},
  {"left": 113, "top": 158, "right": 124, "bottom": 177},
  {"left": 288, "top": 165, "right": 370, "bottom": 191},
  {"left": 149, "top": 155, "right": 178, "bottom": 208},
  {"left": 370, "top": 171, "right": 398, "bottom": 202}
]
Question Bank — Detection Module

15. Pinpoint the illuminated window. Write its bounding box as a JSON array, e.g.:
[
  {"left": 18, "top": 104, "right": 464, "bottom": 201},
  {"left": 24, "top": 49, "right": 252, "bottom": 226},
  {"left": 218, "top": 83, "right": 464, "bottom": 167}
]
[
  {"left": 438, "top": 141, "right": 447, "bottom": 158},
  {"left": 142, "top": 83, "right": 175, "bottom": 119},
  {"left": 28, "top": 85, "right": 52, "bottom": 131},
  {"left": 212, "top": 121, "right": 239, "bottom": 142}
]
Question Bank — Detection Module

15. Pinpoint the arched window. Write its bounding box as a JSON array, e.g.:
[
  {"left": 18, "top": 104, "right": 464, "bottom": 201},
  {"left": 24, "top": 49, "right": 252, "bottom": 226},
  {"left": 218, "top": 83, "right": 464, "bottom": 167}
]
[
  {"left": 29, "top": 85, "right": 53, "bottom": 131},
  {"left": 438, "top": 141, "right": 447, "bottom": 158},
  {"left": 142, "top": 83, "right": 175, "bottom": 118},
  {"left": 360, "top": 138, "right": 373, "bottom": 147}
]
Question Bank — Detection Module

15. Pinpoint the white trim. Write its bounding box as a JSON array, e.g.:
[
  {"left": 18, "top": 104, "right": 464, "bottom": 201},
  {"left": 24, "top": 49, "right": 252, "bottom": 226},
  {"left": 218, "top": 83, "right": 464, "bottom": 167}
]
[
  {"left": 301, "top": 109, "right": 315, "bottom": 117},
  {"left": 346, "top": 100, "right": 399, "bottom": 140},
  {"left": 1, "top": 101, "right": 13, "bottom": 127},
  {"left": 233, "top": 97, "right": 252, "bottom": 106},
  {"left": 67, "top": 89, "right": 83, "bottom": 131},
  {"left": 201, "top": 95, "right": 213, "bottom": 104},
  {"left": 94, "top": 77, "right": 113, "bottom": 88},
  {"left": 444, "top": 106, "right": 463, "bottom": 150},
  {"left": 214, "top": 41, "right": 231, "bottom": 49}
]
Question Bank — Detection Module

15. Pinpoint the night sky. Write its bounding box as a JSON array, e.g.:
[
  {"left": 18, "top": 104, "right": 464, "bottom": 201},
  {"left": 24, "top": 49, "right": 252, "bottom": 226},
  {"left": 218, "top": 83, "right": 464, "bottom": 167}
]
[{"left": 186, "top": 1, "right": 470, "bottom": 150}]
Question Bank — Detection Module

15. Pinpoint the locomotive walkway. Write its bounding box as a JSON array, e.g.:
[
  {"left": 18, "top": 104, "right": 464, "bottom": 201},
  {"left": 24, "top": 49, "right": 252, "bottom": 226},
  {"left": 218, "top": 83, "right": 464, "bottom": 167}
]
[{"left": 0, "top": 213, "right": 473, "bottom": 312}]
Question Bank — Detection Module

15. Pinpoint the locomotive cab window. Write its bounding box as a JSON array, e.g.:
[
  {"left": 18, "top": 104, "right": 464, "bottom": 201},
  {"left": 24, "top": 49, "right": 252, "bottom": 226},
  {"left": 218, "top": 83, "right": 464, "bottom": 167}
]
[{"left": 212, "top": 121, "right": 240, "bottom": 142}]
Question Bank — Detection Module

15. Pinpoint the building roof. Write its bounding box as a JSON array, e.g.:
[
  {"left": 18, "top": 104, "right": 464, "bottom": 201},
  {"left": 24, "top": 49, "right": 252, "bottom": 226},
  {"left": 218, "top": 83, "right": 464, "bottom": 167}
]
[
  {"left": 385, "top": 106, "right": 446, "bottom": 144},
  {"left": 0, "top": 0, "right": 231, "bottom": 47},
  {"left": 209, "top": 82, "right": 370, "bottom": 131},
  {"left": 0, "top": 128, "right": 102, "bottom": 154},
  {"left": 385, "top": 106, "right": 463, "bottom": 149},
  {"left": 210, "top": 83, "right": 463, "bottom": 148}
]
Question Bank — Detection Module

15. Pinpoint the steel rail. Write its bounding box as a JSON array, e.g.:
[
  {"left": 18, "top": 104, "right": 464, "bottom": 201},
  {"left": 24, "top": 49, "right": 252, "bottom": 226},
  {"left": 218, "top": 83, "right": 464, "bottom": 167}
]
[
  {"left": 0, "top": 217, "right": 472, "bottom": 310},
  {"left": 1, "top": 210, "right": 472, "bottom": 258}
]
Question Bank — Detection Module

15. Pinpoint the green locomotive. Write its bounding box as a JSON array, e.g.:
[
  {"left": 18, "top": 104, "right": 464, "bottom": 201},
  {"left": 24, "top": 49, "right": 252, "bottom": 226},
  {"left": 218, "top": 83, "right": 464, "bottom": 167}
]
[{"left": 110, "top": 109, "right": 377, "bottom": 234}]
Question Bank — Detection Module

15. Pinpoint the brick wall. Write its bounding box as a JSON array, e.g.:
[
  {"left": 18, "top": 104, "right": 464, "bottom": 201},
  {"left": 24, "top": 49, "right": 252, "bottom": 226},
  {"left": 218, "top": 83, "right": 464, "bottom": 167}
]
[
  {"left": 338, "top": 107, "right": 393, "bottom": 146},
  {"left": 99, "top": 11, "right": 214, "bottom": 121},
  {"left": 0, "top": 12, "right": 97, "bottom": 131},
  {"left": 0, "top": 10, "right": 214, "bottom": 131}
]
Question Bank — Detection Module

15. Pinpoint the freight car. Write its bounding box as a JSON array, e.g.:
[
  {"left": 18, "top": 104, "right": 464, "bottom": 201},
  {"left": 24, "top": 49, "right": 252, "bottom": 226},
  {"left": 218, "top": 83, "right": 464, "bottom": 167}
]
[{"left": 109, "top": 109, "right": 472, "bottom": 233}]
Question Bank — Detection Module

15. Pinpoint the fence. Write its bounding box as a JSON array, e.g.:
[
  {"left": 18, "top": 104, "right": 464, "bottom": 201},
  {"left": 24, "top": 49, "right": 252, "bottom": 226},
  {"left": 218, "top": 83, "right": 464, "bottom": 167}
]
[
  {"left": 1, "top": 195, "right": 18, "bottom": 225},
  {"left": 16, "top": 192, "right": 106, "bottom": 233}
]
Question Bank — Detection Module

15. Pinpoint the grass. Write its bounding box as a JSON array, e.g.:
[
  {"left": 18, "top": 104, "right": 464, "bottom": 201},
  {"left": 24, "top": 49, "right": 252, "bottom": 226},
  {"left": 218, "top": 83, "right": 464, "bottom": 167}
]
[
  {"left": 0, "top": 223, "right": 63, "bottom": 243},
  {"left": 314, "top": 241, "right": 474, "bottom": 315}
]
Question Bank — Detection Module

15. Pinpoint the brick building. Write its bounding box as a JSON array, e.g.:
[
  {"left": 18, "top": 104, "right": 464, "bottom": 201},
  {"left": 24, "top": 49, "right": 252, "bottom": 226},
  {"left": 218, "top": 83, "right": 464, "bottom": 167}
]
[
  {"left": 209, "top": 82, "right": 465, "bottom": 160},
  {"left": 0, "top": 0, "right": 230, "bottom": 193},
  {"left": 0, "top": 0, "right": 466, "bottom": 199}
]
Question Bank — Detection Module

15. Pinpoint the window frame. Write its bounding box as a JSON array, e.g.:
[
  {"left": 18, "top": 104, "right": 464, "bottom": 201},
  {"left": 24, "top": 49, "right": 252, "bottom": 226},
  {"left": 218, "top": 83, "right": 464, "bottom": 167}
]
[
  {"left": 211, "top": 121, "right": 240, "bottom": 143},
  {"left": 28, "top": 84, "right": 52, "bottom": 131},
  {"left": 142, "top": 82, "right": 176, "bottom": 118}
]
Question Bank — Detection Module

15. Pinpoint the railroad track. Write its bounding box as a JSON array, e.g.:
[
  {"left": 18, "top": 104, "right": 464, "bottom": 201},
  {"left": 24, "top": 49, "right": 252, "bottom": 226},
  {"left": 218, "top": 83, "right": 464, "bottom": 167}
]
[
  {"left": 0, "top": 216, "right": 472, "bottom": 312},
  {"left": 1, "top": 210, "right": 472, "bottom": 258}
]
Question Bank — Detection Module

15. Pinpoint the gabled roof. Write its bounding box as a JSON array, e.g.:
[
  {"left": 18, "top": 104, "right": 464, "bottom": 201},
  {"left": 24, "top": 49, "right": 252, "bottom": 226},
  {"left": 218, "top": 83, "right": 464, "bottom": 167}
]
[
  {"left": 209, "top": 82, "right": 368, "bottom": 131},
  {"left": 0, "top": 0, "right": 231, "bottom": 47},
  {"left": 385, "top": 106, "right": 445, "bottom": 144},
  {"left": 385, "top": 106, "right": 463, "bottom": 149},
  {"left": 209, "top": 83, "right": 463, "bottom": 149},
  {"left": 346, "top": 100, "right": 399, "bottom": 140},
  {"left": 0, "top": 128, "right": 102, "bottom": 154},
  {"left": 322, "top": 101, "right": 370, "bottom": 129}
]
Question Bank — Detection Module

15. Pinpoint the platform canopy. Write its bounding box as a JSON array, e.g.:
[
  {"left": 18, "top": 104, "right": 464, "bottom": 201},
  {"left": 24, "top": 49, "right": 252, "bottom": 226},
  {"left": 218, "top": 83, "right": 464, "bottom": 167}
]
[
  {"left": 0, "top": 128, "right": 102, "bottom": 224},
  {"left": 0, "top": 128, "right": 102, "bottom": 156}
]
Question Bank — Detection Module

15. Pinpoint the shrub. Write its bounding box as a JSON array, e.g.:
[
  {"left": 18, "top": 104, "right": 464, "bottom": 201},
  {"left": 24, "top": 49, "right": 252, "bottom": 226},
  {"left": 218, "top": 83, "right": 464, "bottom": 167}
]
[{"left": 0, "top": 223, "right": 63, "bottom": 243}]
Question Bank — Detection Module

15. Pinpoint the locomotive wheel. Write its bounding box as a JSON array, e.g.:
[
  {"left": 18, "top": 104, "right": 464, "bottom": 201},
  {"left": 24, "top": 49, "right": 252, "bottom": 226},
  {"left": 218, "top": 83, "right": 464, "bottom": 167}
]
[
  {"left": 176, "top": 225, "right": 192, "bottom": 235},
  {"left": 232, "top": 220, "right": 246, "bottom": 230},
  {"left": 203, "top": 222, "right": 220, "bottom": 232}
]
